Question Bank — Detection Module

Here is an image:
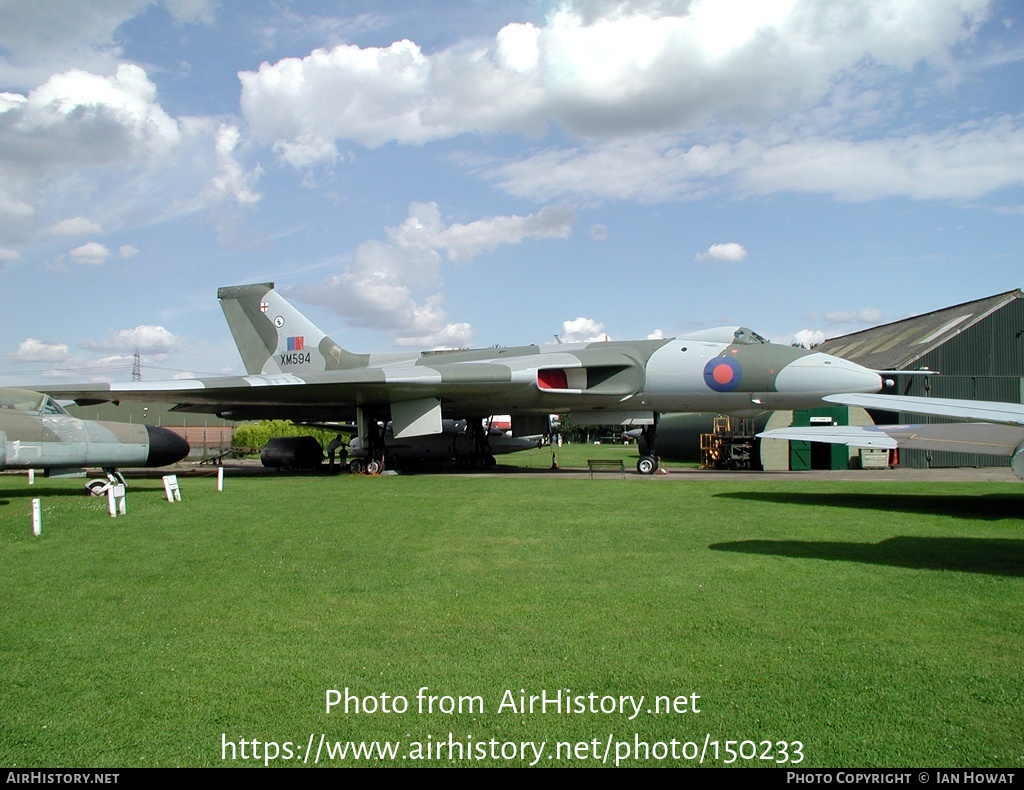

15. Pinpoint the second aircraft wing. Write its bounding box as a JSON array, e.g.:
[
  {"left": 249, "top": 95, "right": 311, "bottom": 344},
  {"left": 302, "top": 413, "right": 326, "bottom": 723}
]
[
  {"left": 758, "top": 422, "right": 1024, "bottom": 457},
  {"left": 822, "top": 393, "right": 1024, "bottom": 426},
  {"left": 757, "top": 392, "right": 1024, "bottom": 479}
]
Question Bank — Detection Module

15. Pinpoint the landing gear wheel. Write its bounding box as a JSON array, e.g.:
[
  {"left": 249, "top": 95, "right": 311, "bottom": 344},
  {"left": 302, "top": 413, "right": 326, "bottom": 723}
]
[
  {"left": 348, "top": 459, "right": 364, "bottom": 475},
  {"left": 85, "top": 479, "right": 107, "bottom": 496},
  {"left": 366, "top": 458, "right": 383, "bottom": 475},
  {"left": 637, "top": 455, "right": 658, "bottom": 475}
]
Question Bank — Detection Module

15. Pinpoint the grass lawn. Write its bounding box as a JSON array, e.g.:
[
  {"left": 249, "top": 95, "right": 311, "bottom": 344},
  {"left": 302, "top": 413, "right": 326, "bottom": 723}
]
[{"left": 1, "top": 470, "right": 1021, "bottom": 767}]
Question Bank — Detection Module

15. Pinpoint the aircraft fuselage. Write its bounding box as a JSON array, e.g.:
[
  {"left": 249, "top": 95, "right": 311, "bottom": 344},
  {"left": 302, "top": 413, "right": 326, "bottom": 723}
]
[{"left": 0, "top": 389, "right": 190, "bottom": 471}]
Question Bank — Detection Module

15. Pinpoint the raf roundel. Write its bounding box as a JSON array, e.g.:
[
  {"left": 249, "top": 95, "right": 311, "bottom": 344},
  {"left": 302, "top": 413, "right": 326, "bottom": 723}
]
[{"left": 703, "top": 356, "right": 742, "bottom": 392}]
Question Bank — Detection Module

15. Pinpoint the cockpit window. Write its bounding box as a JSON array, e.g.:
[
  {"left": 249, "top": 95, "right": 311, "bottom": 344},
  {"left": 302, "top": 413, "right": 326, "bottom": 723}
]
[
  {"left": 0, "top": 389, "right": 69, "bottom": 415},
  {"left": 41, "top": 396, "right": 68, "bottom": 415},
  {"left": 733, "top": 327, "right": 767, "bottom": 345},
  {"left": 0, "top": 389, "right": 46, "bottom": 412}
]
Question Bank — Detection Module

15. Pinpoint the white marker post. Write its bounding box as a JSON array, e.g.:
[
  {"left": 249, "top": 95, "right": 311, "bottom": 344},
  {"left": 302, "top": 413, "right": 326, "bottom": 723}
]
[
  {"left": 31, "top": 498, "right": 41, "bottom": 535},
  {"left": 28, "top": 469, "right": 35, "bottom": 486},
  {"left": 163, "top": 475, "right": 181, "bottom": 503},
  {"left": 217, "top": 466, "right": 224, "bottom": 492},
  {"left": 107, "top": 484, "right": 127, "bottom": 517}
]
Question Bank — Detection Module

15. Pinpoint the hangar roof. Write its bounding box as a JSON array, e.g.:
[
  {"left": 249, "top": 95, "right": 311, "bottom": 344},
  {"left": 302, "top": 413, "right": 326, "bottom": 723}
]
[{"left": 816, "top": 289, "right": 1023, "bottom": 370}]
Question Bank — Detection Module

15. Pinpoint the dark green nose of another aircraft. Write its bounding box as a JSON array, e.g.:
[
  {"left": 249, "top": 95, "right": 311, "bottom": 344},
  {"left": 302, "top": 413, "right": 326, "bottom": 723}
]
[{"left": 144, "top": 425, "right": 191, "bottom": 467}]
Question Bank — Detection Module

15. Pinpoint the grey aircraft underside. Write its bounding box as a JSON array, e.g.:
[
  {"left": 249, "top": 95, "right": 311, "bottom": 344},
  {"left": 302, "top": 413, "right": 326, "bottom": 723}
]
[
  {"left": 262, "top": 419, "right": 540, "bottom": 473},
  {"left": 0, "top": 388, "right": 190, "bottom": 473},
  {"left": 38, "top": 283, "right": 883, "bottom": 474},
  {"left": 347, "top": 419, "right": 543, "bottom": 471}
]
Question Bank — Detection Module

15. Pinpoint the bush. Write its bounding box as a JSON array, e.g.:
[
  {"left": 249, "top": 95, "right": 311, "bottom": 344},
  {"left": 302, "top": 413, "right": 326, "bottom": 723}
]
[{"left": 233, "top": 420, "right": 341, "bottom": 450}]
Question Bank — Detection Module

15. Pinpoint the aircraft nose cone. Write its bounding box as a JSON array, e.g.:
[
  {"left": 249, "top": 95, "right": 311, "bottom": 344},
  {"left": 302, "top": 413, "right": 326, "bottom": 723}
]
[
  {"left": 775, "top": 353, "right": 882, "bottom": 395},
  {"left": 145, "top": 425, "right": 190, "bottom": 467}
]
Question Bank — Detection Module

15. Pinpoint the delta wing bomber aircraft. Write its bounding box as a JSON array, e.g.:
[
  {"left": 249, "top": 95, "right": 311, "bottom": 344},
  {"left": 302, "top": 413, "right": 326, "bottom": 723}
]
[
  {"left": 0, "top": 388, "right": 190, "bottom": 475},
  {"left": 39, "top": 283, "right": 883, "bottom": 474}
]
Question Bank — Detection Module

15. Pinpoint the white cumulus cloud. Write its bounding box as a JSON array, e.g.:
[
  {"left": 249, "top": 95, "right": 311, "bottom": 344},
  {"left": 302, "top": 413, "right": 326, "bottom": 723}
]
[
  {"left": 69, "top": 241, "right": 111, "bottom": 265},
  {"left": 10, "top": 337, "right": 70, "bottom": 363},
  {"left": 81, "top": 325, "right": 181, "bottom": 355},
  {"left": 0, "top": 65, "right": 181, "bottom": 179},
  {"left": 49, "top": 216, "right": 103, "bottom": 236},
  {"left": 239, "top": 0, "right": 992, "bottom": 166},
  {"left": 696, "top": 242, "right": 747, "bottom": 262},
  {"left": 208, "top": 124, "right": 261, "bottom": 207},
  {"left": 433, "top": 204, "right": 575, "bottom": 262},
  {"left": 560, "top": 317, "right": 608, "bottom": 343},
  {"left": 791, "top": 328, "right": 827, "bottom": 348},
  {"left": 0, "top": 64, "right": 182, "bottom": 244},
  {"left": 293, "top": 202, "right": 575, "bottom": 347}
]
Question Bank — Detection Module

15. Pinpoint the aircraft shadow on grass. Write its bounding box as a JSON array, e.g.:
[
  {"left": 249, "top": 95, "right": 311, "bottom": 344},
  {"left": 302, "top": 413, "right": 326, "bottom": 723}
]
[
  {"left": 710, "top": 491, "right": 1023, "bottom": 576},
  {"left": 709, "top": 536, "right": 1024, "bottom": 577},
  {"left": 714, "top": 490, "right": 1022, "bottom": 521},
  {"left": 0, "top": 486, "right": 92, "bottom": 501}
]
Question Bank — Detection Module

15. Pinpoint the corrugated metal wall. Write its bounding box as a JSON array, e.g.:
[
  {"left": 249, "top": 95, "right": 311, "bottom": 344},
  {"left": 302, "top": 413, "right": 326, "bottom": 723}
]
[
  {"left": 891, "top": 375, "right": 1024, "bottom": 469},
  {"left": 910, "top": 296, "right": 1024, "bottom": 376},
  {"left": 882, "top": 298, "right": 1023, "bottom": 470},
  {"left": 898, "top": 376, "right": 1023, "bottom": 401}
]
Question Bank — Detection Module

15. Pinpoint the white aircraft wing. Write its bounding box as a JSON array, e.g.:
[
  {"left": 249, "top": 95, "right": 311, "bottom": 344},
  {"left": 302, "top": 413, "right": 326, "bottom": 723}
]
[
  {"left": 761, "top": 393, "right": 1024, "bottom": 479},
  {"left": 823, "top": 393, "right": 1024, "bottom": 426},
  {"left": 757, "top": 425, "right": 897, "bottom": 449},
  {"left": 758, "top": 423, "right": 1024, "bottom": 458}
]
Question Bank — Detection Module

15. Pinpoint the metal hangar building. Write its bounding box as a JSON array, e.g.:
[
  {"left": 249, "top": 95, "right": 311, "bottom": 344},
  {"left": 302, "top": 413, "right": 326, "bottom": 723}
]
[{"left": 815, "top": 288, "right": 1024, "bottom": 472}]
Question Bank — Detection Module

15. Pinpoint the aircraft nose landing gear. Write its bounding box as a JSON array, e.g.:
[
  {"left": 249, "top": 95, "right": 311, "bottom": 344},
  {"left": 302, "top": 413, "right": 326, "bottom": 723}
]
[{"left": 636, "top": 455, "right": 658, "bottom": 475}]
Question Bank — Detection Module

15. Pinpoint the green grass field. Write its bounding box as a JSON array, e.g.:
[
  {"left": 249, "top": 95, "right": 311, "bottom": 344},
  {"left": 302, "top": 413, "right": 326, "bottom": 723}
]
[{"left": 1, "top": 466, "right": 1021, "bottom": 767}]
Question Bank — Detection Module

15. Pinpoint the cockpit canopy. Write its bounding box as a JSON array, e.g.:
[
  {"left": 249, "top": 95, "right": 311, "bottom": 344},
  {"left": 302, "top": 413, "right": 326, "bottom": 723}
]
[
  {"left": 732, "top": 327, "right": 767, "bottom": 345},
  {"left": 0, "top": 388, "right": 70, "bottom": 416},
  {"left": 682, "top": 326, "right": 769, "bottom": 345}
]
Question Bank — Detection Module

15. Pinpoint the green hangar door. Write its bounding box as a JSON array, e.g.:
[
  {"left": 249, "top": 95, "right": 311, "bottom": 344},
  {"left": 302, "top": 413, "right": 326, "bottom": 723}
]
[{"left": 789, "top": 408, "right": 850, "bottom": 471}]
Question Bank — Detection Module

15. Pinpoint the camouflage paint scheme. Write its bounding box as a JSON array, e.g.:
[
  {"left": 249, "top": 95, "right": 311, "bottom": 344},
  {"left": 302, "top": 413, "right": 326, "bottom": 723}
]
[
  {"left": 38, "top": 284, "right": 883, "bottom": 443},
  {"left": 0, "top": 389, "right": 189, "bottom": 471}
]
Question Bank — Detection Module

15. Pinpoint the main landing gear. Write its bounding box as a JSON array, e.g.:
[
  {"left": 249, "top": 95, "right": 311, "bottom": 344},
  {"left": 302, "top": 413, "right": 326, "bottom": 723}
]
[
  {"left": 636, "top": 415, "right": 661, "bottom": 475},
  {"left": 347, "top": 457, "right": 384, "bottom": 475},
  {"left": 468, "top": 418, "right": 496, "bottom": 470},
  {"left": 349, "top": 407, "right": 387, "bottom": 475},
  {"left": 637, "top": 455, "right": 658, "bottom": 475}
]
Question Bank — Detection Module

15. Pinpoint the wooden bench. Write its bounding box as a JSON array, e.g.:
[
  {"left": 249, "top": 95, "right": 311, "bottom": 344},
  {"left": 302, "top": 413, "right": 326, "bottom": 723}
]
[{"left": 587, "top": 459, "right": 625, "bottom": 479}]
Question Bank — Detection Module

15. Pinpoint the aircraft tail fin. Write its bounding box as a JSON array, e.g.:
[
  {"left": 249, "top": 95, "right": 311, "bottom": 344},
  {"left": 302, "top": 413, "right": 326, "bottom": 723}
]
[{"left": 217, "top": 283, "right": 365, "bottom": 375}]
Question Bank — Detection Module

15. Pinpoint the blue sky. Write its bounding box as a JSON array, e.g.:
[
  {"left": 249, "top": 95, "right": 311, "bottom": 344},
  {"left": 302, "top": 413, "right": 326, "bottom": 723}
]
[{"left": 1, "top": 0, "right": 1021, "bottom": 383}]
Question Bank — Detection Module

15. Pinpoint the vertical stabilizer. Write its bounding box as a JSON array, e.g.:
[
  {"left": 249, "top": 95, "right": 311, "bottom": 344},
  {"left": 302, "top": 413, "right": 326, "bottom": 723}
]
[{"left": 217, "top": 283, "right": 366, "bottom": 375}]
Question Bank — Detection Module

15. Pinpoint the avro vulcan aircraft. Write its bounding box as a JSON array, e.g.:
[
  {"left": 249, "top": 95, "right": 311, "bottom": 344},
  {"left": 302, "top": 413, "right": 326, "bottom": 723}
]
[{"left": 39, "top": 283, "right": 882, "bottom": 474}]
